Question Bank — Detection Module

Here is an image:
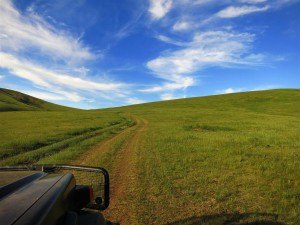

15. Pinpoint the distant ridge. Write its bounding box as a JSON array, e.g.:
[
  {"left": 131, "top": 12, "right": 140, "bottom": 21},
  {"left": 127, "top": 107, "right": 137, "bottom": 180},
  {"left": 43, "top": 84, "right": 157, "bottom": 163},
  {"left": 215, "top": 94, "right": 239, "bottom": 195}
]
[
  {"left": 1, "top": 88, "right": 299, "bottom": 112},
  {"left": 118, "top": 88, "right": 300, "bottom": 117},
  {"left": 0, "top": 88, "right": 75, "bottom": 111}
]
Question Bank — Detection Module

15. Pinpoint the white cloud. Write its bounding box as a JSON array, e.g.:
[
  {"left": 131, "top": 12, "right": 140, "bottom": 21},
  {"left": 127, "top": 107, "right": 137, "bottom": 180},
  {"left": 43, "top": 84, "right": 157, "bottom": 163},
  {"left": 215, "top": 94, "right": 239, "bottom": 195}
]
[
  {"left": 216, "top": 5, "right": 269, "bottom": 18},
  {"left": 216, "top": 85, "right": 280, "bottom": 94},
  {"left": 147, "top": 30, "right": 267, "bottom": 93},
  {"left": 126, "top": 98, "right": 145, "bottom": 105},
  {"left": 250, "top": 85, "right": 281, "bottom": 91},
  {"left": 53, "top": 90, "right": 86, "bottom": 102},
  {"left": 0, "top": 52, "right": 127, "bottom": 102},
  {"left": 272, "top": 0, "right": 299, "bottom": 7},
  {"left": 156, "top": 35, "right": 186, "bottom": 46},
  {"left": 239, "top": 0, "right": 267, "bottom": 4},
  {"left": 216, "top": 88, "right": 245, "bottom": 94},
  {"left": 160, "top": 93, "right": 178, "bottom": 100},
  {"left": 0, "top": 0, "right": 139, "bottom": 106},
  {"left": 141, "top": 76, "right": 195, "bottom": 93},
  {"left": 173, "top": 21, "right": 192, "bottom": 31},
  {"left": 149, "top": 0, "right": 173, "bottom": 20},
  {"left": 0, "top": 75, "right": 5, "bottom": 80},
  {"left": 149, "top": 30, "right": 264, "bottom": 75},
  {"left": 0, "top": 0, "right": 95, "bottom": 63},
  {"left": 177, "top": 0, "right": 216, "bottom": 6},
  {"left": 22, "top": 91, "right": 66, "bottom": 101}
]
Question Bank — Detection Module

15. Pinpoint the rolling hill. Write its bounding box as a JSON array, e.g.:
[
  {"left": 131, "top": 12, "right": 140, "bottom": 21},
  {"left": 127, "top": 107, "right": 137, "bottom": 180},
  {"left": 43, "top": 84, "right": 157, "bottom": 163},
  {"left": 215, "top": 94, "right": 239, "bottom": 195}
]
[
  {"left": 121, "top": 88, "right": 300, "bottom": 116},
  {"left": 0, "top": 88, "right": 299, "bottom": 224},
  {"left": 0, "top": 88, "right": 74, "bottom": 111}
]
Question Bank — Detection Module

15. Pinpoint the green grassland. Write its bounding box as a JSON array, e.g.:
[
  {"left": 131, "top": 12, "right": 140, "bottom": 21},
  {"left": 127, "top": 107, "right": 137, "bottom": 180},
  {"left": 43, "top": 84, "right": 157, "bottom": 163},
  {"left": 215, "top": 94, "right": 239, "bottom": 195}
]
[
  {"left": 0, "top": 111, "right": 135, "bottom": 165},
  {"left": 119, "top": 89, "right": 300, "bottom": 224},
  {"left": 0, "top": 88, "right": 135, "bottom": 164},
  {"left": 0, "top": 88, "right": 299, "bottom": 224},
  {"left": 0, "top": 88, "right": 75, "bottom": 111}
]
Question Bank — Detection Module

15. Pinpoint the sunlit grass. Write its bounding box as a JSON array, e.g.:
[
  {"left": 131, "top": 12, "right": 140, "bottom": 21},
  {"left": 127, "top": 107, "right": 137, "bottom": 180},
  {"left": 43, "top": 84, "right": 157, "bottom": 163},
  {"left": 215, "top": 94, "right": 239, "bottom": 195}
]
[
  {"left": 0, "top": 110, "right": 135, "bottom": 165},
  {"left": 0, "top": 89, "right": 299, "bottom": 224},
  {"left": 118, "top": 89, "right": 300, "bottom": 224}
]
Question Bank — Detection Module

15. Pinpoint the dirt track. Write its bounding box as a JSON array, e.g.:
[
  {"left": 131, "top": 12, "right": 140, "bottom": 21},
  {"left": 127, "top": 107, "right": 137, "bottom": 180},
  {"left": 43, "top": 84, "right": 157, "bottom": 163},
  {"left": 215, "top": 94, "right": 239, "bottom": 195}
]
[{"left": 72, "top": 115, "right": 148, "bottom": 225}]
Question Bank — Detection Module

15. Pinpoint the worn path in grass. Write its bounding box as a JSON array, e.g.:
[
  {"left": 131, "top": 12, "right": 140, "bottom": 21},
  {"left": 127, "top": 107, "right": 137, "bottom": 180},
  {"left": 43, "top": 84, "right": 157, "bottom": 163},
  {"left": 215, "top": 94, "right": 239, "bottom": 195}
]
[{"left": 72, "top": 115, "right": 148, "bottom": 225}]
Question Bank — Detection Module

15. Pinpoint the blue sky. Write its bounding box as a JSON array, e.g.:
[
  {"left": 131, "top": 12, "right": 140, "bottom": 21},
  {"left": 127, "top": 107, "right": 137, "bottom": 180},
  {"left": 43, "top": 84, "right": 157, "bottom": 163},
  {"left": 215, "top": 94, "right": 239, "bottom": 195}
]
[{"left": 0, "top": 0, "right": 299, "bottom": 109}]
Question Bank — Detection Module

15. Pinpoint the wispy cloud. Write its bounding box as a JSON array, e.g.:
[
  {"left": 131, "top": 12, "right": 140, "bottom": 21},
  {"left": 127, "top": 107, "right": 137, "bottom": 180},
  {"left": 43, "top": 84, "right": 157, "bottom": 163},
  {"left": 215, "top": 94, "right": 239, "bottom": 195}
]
[
  {"left": 109, "top": 6, "right": 146, "bottom": 45},
  {"left": 22, "top": 91, "right": 66, "bottom": 101},
  {"left": 160, "top": 93, "right": 183, "bottom": 100},
  {"left": 216, "top": 85, "right": 280, "bottom": 94},
  {"left": 174, "top": 0, "right": 217, "bottom": 7},
  {"left": 148, "top": 30, "right": 265, "bottom": 74},
  {"left": 216, "top": 87, "right": 245, "bottom": 94},
  {"left": 0, "top": 0, "right": 133, "bottom": 106},
  {"left": 239, "top": 0, "right": 267, "bottom": 4},
  {"left": 216, "top": 5, "right": 270, "bottom": 18},
  {"left": 172, "top": 21, "right": 192, "bottom": 31},
  {"left": 141, "top": 76, "right": 195, "bottom": 93},
  {"left": 1, "top": 0, "right": 296, "bottom": 108},
  {"left": 146, "top": 29, "right": 268, "bottom": 94},
  {"left": 0, "top": 0, "right": 95, "bottom": 63},
  {"left": 155, "top": 35, "right": 186, "bottom": 46},
  {"left": 251, "top": 85, "right": 281, "bottom": 91},
  {"left": 0, "top": 52, "right": 127, "bottom": 102},
  {"left": 126, "top": 98, "right": 145, "bottom": 105},
  {"left": 148, "top": 0, "right": 173, "bottom": 20}
]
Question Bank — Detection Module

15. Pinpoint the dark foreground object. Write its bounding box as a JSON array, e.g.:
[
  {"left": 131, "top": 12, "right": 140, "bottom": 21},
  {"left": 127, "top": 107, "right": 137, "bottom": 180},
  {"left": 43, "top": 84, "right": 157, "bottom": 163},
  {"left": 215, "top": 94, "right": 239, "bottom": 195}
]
[{"left": 0, "top": 164, "right": 118, "bottom": 225}]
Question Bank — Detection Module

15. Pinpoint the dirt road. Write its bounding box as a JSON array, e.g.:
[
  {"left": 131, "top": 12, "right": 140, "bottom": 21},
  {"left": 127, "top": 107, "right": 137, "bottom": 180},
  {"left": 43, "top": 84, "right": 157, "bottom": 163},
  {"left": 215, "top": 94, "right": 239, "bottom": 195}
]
[{"left": 72, "top": 115, "right": 148, "bottom": 225}]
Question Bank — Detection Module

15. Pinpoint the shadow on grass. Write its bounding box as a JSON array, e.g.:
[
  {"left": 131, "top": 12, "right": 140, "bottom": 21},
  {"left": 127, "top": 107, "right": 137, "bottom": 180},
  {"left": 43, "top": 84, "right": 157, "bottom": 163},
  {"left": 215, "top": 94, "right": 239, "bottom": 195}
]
[{"left": 164, "top": 213, "right": 286, "bottom": 225}]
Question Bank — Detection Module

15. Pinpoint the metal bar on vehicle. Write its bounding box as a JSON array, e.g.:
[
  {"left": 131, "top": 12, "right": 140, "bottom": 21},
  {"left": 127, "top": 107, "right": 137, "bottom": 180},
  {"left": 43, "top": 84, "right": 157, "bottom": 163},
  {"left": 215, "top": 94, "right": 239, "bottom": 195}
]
[{"left": 0, "top": 164, "right": 110, "bottom": 210}]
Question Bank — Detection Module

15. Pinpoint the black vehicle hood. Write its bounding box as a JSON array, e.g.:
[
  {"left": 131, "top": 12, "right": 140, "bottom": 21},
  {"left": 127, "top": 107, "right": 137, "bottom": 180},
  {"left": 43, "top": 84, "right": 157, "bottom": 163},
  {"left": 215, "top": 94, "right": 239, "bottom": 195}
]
[{"left": 0, "top": 172, "right": 75, "bottom": 225}]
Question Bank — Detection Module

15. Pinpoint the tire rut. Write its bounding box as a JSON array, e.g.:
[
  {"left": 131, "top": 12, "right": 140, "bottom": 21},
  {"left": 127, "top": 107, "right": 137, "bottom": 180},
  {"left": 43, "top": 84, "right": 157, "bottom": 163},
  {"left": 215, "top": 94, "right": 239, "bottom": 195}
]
[
  {"left": 72, "top": 115, "right": 148, "bottom": 225},
  {"left": 104, "top": 116, "right": 148, "bottom": 225},
  {"left": 71, "top": 127, "right": 131, "bottom": 166}
]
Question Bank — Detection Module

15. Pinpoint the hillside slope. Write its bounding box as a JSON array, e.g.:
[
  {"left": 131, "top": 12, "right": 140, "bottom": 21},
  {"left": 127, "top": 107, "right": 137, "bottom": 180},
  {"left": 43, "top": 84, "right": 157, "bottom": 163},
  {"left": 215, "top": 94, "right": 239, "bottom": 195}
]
[
  {"left": 0, "top": 88, "right": 299, "bottom": 224},
  {"left": 105, "top": 88, "right": 300, "bottom": 224},
  {"left": 0, "top": 88, "right": 75, "bottom": 111},
  {"left": 120, "top": 89, "right": 300, "bottom": 116}
]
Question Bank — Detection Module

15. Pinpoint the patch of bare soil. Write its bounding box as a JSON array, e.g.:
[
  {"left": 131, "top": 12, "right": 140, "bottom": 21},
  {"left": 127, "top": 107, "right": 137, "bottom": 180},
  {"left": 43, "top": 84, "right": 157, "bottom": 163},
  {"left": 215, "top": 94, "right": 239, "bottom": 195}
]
[
  {"left": 71, "top": 127, "right": 130, "bottom": 166},
  {"left": 72, "top": 115, "right": 148, "bottom": 225},
  {"left": 103, "top": 117, "right": 148, "bottom": 225}
]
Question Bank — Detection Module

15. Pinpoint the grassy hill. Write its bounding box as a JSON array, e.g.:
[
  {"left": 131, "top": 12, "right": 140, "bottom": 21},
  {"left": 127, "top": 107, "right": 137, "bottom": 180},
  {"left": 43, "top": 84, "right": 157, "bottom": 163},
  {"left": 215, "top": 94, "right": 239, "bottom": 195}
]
[
  {"left": 0, "top": 88, "right": 74, "bottom": 111},
  {"left": 0, "top": 88, "right": 299, "bottom": 224},
  {"left": 112, "top": 88, "right": 300, "bottom": 224},
  {"left": 121, "top": 88, "right": 300, "bottom": 116}
]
